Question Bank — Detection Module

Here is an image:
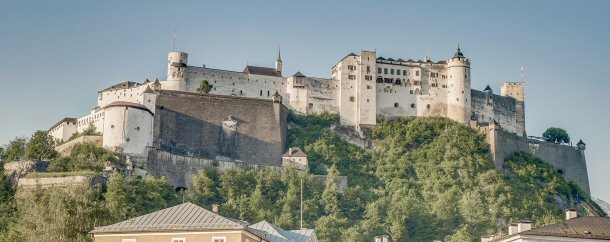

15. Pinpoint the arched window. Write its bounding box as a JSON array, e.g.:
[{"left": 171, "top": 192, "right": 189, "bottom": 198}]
[
  {"left": 395, "top": 79, "right": 402, "bottom": 85},
  {"left": 260, "top": 90, "right": 263, "bottom": 96},
  {"left": 267, "top": 90, "right": 270, "bottom": 96}
]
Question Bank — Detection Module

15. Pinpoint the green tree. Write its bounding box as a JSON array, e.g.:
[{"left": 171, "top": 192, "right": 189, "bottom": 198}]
[
  {"left": 25, "top": 130, "right": 58, "bottom": 161},
  {"left": 105, "top": 174, "right": 178, "bottom": 221},
  {"left": 0, "top": 146, "right": 5, "bottom": 161},
  {"left": 196, "top": 80, "right": 213, "bottom": 93},
  {"left": 321, "top": 164, "right": 341, "bottom": 216},
  {"left": 542, "top": 127, "right": 570, "bottom": 143},
  {"left": 188, "top": 169, "right": 220, "bottom": 206},
  {"left": 3, "top": 137, "right": 27, "bottom": 161},
  {"left": 13, "top": 184, "right": 110, "bottom": 242},
  {"left": 0, "top": 158, "right": 16, "bottom": 237},
  {"left": 48, "top": 142, "right": 118, "bottom": 172}
]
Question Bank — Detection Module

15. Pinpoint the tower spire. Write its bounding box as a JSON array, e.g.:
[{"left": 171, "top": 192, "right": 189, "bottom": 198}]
[{"left": 275, "top": 45, "right": 283, "bottom": 75}]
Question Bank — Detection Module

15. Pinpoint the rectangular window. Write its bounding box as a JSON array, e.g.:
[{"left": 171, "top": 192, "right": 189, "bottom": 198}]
[
  {"left": 366, "top": 66, "right": 371, "bottom": 73},
  {"left": 366, "top": 85, "right": 372, "bottom": 89},
  {"left": 172, "top": 238, "right": 186, "bottom": 242},
  {"left": 384, "top": 68, "right": 388, "bottom": 74},
  {"left": 403, "top": 70, "right": 407, "bottom": 76},
  {"left": 348, "top": 75, "right": 356, "bottom": 80},
  {"left": 348, "top": 65, "right": 356, "bottom": 71},
  {"left": 365, "top": 75, "right": 372, "bottom": 81},
  {"left": 349, "top": 96, "right": 355, "bottom": 102},
  {"left": 377, "top": 67, "right": 382, "bottom": 73},
  {"left": 390, "top": 69, "right": 394, "bottom": 75},
  {"left": 212, "top": 237, "right": 226, "bottom": 242},
  {"left": 416, "top": 70, "right": 420, "bottom": 76}
]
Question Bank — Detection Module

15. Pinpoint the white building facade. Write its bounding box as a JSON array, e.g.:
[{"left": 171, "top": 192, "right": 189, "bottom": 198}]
[{"left": 49, "top": 46, "right": 527, "bottom": 157}]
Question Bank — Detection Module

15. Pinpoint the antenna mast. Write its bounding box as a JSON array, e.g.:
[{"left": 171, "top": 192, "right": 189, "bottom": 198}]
[
  {"left": 172, "top": 32, "right": 176, "bottom": 51},
  {"left": 300, "top": 177, "right": 304, "bottom": 228},
  {"left": 521, "top": 66, "right": 525, "bottom": 83}
]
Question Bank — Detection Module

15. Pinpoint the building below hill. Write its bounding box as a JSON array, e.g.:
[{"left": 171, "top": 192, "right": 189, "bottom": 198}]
[
  {"left": 90, "top": 202, "right": 318, "bottom": 242},
  {"left": 482, "top": 209, "right": 610, "bottom": 242}
]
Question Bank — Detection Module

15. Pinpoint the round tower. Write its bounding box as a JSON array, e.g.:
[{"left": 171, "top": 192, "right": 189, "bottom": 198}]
[
  {"left": 446, "top": 46, "right": 471, "bottom": 124},
  {"left": 165, "top": 51, "right": 188, "bottom": 91}
]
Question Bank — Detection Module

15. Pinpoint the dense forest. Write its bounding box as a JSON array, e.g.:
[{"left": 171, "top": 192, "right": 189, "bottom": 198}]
[{"left": 0, "top": 114, "right": 603, "bottom": 242}]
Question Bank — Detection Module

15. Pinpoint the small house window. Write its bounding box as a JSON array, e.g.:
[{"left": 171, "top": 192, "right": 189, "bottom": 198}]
[
  {"left": 394, "top": 103, "right": 399, "bottom": 107},
  {"left": 349, "top": 96, "right": 355, "bottom": 102},
  {"left": 135, "top": 127, "right": 140, "bottom": 131},
  {"left": 427, "top": 104, "right": 431, "bottom": 108},
  {"left": 111, "top": 125, "right": 114, "bottom": 129},
  {"left": 125, "top": 138, "right": 130, "bottom": 142},
  {"left": 410, "top": 103, "right": 415, "bottom": 108}
]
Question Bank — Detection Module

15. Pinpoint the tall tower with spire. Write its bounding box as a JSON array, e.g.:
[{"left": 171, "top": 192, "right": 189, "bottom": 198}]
[
  {"left": 275, "top": 46, "right": 283, "bottom": 76},
  {"left": 446, "top": 45, "right": 472, "bottom": 124}
]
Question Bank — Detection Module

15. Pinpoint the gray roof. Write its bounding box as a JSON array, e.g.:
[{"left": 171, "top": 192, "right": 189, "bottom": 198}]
[
  {"left": 91, "top": 202, "right": 248, "bottom": 234},
  {"left": 282, "top": 147, "right": 307, "bottom": 157},
  {"left": 48, "top": 117, "right": 78, "bottom": 131},
  {"left": 99, "top": 81, "right": 140, "bottom": 93},
  {"left": 491, "top": 217, "right": 610, "bottom": 241},
  {"left": 521, "top": 217, "right": 610, "bottom": 240},
  {"left": 249, "top": 221, "right": 316, "bottom": 242},
  {"left": 104, "top": 101, "right": 154, "bottom": 116},
  {"left": 484, "top": 85, "right": 492, "bottom": 91},
  {"left": 243, "top": 65, "right": 281, "bottom": 77},
  {"left": 293, "top": 71, "right": 306, "bottom": 77}
]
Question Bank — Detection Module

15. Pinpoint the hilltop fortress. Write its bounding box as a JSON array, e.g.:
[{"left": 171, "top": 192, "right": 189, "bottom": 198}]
[{"left": 47, "top": 46, "right": 590, "bottom": 193}]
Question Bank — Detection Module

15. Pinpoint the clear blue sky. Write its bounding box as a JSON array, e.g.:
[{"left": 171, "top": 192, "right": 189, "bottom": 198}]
[{"left": 1, "top": 1, "right": 609, "bottom": 201}]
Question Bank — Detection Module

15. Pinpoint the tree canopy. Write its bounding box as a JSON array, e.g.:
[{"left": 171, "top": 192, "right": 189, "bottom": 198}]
[
  {"left": 196, "top": 80, "right": 213, "bottom": 94},
  {"left": 542, "top": 127, "right": 570, "bottom": 144}
]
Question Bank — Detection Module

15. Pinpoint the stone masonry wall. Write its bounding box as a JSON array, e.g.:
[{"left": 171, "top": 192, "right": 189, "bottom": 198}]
[
  {"left": 153, "top": 90, "right": 287, "bottom": 166},
  {"left": 489, "top": 129, "right": 590, "bottom": 193}
]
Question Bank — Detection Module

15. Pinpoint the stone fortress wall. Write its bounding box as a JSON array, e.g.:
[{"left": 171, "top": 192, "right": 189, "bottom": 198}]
[
  {"left": 488, "top": 128, "right": 589, "bottom": 193},
  {"left": 152, "top": 90, "right": 288, "bottom": 166}
]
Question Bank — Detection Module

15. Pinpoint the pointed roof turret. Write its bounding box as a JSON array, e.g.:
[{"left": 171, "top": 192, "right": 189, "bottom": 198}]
[
  {"left": 292, "top": 71, "right": 306, "bottom": 77},
  {"left": 484, "top": 85, "right": 492, "bottom": 91},
  {"left": 454, "top": 44, "right": 464, "bottom": 58},
  {"left": 276, "top": 46, "right": 282, "bottom": 62}
]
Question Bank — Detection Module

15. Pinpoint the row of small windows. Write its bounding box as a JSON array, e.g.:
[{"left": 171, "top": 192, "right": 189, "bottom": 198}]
[{"left": 393, "top": 103, "right": 431, "bottom": 109}]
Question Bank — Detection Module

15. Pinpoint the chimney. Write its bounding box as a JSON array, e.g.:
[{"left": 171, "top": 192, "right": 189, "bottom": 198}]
[
  {"left": 517, "top": 221, "right": 532, "bottom": 233},
  {"left": 373, "top": 235, "right": 391, "bottom": 242},
  {"left": 508, "top": 224, "right": 518, "bottom": 235},
  {"left": 566, "top": 208, "right": 578, "bottom": 220},
  {"left": 212, "top": 204, "right": 220, "bottom": 214}
]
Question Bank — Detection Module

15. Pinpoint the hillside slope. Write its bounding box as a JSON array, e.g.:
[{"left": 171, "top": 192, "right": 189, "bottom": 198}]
[{"left": 289, "top": 114, "right": 602, "bottom": 241}]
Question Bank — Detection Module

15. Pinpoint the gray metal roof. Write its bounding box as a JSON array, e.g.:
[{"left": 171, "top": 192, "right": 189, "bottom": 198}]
[
  {"left": 243, "top": 65, "right": 281, "bottom": 77},
  {"left": 91, "top": 202, "right": 248, "bottom": 234},
  {"left": 282, "top": 147, "right": 308, "bottom": 157},
  {"left": 521, "top": 217, "right": 610, "bottom": 240},
  {"left": 249, "top": 221, "right": 316, "bottom": 242}
]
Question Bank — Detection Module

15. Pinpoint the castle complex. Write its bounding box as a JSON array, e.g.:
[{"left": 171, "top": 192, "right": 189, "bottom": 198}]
[{"left": 47, "top": 46, "right": 590, "bottom": 192}]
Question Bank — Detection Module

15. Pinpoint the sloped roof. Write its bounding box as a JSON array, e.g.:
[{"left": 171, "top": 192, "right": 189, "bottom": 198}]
[
  {"left": 484, "top": 85, "right": 492, "bottom": 91},
  {"left": 243, "top": 66, "right": 281, "bottom": 77},
  {"left": 91, "top": 202, "right": 248, "bottom": 234},
  {"left": 577, "top": 139, "right": 586, "bottom": 146},
  {"left": 99, "top": 81, "right": 140, "bottom": 93},
  {"left": 48, "top": 117, "right": 78, "bottom": 131},
  {"left": 103, "top": 101, "right": 154, "bottom": 115},
  {"left": 249, "top": 221, "right": 315, "bottom": 242},
  {"left": 521, "top": 217, "right": 610, "bottom": 240},
  {"left": 293, "top": 71, "right": 306, "bottom": 77},
  {"left": 282, "top": 147, "right": 307, "bottom": 157}
]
